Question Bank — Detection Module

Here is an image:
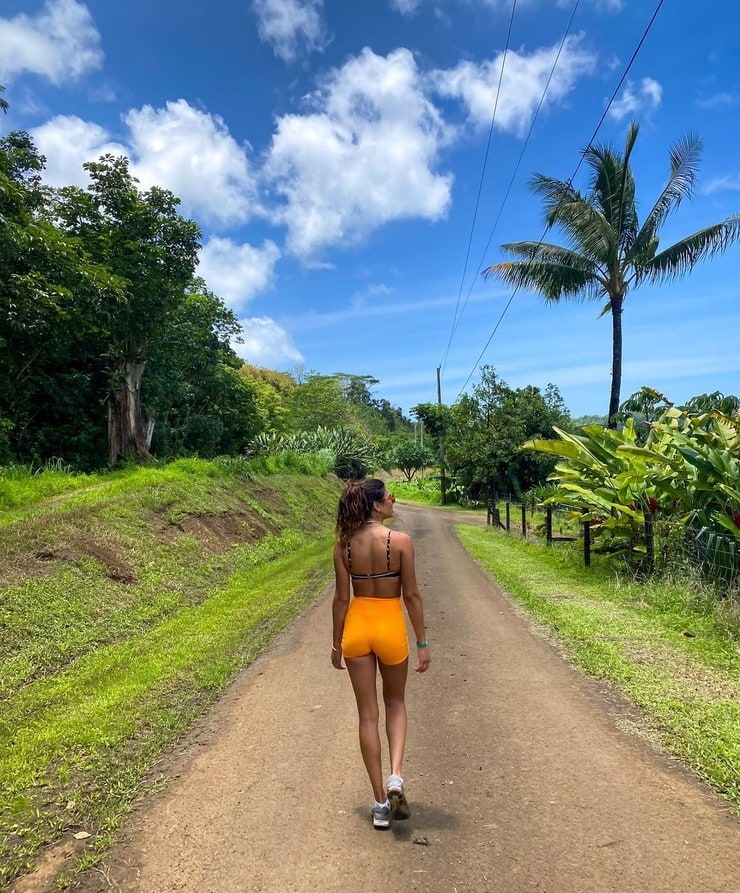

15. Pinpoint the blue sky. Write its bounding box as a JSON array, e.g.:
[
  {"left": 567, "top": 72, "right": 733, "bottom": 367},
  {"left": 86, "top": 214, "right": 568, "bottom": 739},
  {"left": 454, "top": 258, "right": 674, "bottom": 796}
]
[{"left": 1, "top": 0, "right": 739, "bottom": 419}]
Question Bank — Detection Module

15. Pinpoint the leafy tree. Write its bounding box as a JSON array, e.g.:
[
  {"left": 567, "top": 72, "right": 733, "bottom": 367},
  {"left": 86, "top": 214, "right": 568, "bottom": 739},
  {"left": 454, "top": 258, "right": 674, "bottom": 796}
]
[
  {"left": 239, "top": 363, "right": 295, "bottom": 434},
  {"left": 0, "top": 133, "right": 122, "bottom": 468},
  {"left": 285, "top": 374, "right": 349, "bottom": 432},
  {"left": 391, "top": 438, "right": 436, "bottom": 481},
  {"left": 444, "top": 367, "right": 569, "bottom": 500},
  {"left": 485, "top": 123, "right": 740, "bottom": 426},
  {"left": 53, "top": 155, "right": 201, "bottom": 465},
  {"left": 146, "top": 283, "right": 262, "bottom": 457}
]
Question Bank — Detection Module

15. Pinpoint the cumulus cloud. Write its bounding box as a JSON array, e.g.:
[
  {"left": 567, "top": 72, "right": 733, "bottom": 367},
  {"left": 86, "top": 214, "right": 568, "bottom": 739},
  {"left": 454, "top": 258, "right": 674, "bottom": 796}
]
[
  {"left": 264, "top": 47, "right": 453, "bottom": 260},
  {"left": 124, "top": 101, "right": 258, "bottom": 226},
  {"left": 30, "top": 116, "right": 127, "bottom": 187},
  {"left": 0, "top": 0, "right": 103, "bottom": 85},
  {"left": 198, "top": 237, "right": 281, "bottom": 311},
  {"left": 252, "top": 0, "right": 327, "bottom": 62},
  {"left": 608, "top": 77, "right": 662, "bottom": 121},
  {"left": 234, "top": 317, "right": 303, "bottom": 366},
  {"left": 31, "top": 100, "right": 258, "bottom": 227},
  {"left": 430, "top": 35, "right": 596, "bottom": 137}
]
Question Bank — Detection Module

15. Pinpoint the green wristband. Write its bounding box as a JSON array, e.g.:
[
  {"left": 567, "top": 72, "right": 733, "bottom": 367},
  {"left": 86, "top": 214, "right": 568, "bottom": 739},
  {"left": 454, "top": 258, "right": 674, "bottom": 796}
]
[{"left": 416, "top": 640, "right": 428, "bottom": 648}]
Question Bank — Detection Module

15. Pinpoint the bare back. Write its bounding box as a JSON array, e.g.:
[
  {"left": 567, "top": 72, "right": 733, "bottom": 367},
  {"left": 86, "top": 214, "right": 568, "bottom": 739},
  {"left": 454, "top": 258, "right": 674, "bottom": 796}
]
[{"left": 344, "top": 523, "right": 403, "bottom": 599}]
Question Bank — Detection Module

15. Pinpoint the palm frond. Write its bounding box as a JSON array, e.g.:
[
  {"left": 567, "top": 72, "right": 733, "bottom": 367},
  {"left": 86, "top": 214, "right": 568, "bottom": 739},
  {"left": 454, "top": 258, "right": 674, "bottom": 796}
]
[
  {"left": 529, "top": 174, "right": 580, "bottom": 227},
  {"left": 530, "top": 175, "right": 618, "bottom": 263},
  {"left": 629, "top": 132, "right": 703, "bottom": 264},
  {"left": 637, "top": 216, "right": 740, "bottom": 284},
  {"left": 494, "top": 241, "right": 596, "bottom": 272},
  {"left": 484, "top": 258, "right": 605, "bottom": 303}
]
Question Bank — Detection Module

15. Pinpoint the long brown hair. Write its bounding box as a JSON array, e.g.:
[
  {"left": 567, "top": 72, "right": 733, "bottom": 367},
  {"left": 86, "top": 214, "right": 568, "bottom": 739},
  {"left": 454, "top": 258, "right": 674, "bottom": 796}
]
[{"left": 335, "top": 478, "right": 386, "bottom": 543}]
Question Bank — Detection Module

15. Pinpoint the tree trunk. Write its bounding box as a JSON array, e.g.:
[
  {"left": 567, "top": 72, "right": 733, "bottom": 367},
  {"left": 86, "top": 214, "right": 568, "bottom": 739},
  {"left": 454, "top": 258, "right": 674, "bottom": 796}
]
[
  {"left": 107, "top": 360, "right": 153, "bottom": 466},
  {"left": 607, "top": 296, "right": 624, "bottom": 428}
]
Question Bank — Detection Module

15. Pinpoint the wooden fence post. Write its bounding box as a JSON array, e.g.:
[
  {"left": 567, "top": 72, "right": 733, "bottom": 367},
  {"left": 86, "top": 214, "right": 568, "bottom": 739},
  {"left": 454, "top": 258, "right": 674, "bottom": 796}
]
[
  {"left": 505, "top": 501, "right": 511, "bottom": 531},
  {"left": 644, "top": 511, "right": 655, "bottom": 574},
  {"left": 583, "top": 518, "right": 591, "bottom": 567},
  {"left": 545, "top": 506, "right": 553, "bottom": 545},
  {"left": 521, "top": 503, "right": 527, "bottom": 538}
]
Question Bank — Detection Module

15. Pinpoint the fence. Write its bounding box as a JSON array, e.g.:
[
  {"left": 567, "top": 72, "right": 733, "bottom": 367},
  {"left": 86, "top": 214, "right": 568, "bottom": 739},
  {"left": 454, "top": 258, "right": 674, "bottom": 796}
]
[
  {"left": 486, "top": 498, "right": 740, "bottom": 587},
  {"left": 487, "top": 499, "right": 591, "bottom": 566}
]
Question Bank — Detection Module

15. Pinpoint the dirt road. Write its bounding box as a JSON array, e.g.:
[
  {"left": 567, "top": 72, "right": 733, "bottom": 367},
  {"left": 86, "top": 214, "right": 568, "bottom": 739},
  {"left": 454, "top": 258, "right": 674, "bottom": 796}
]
[{"left": 72, "top": 503, "right": 738, "bottom": 892}]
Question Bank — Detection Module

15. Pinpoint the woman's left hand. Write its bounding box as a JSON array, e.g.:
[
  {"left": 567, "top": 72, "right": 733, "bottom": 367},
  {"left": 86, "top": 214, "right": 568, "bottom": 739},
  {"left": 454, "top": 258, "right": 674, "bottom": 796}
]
[{"left": 331, "top": 647, "right": 345, "bottom": 670}]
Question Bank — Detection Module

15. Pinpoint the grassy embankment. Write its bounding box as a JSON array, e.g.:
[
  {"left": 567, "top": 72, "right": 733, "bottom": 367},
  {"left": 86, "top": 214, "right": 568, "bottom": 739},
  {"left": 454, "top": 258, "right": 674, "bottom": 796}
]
[
  {"left": 457, "top": 524, "right": 740, "bottom": 812},
  {"left": 0, "top": 459, "right": 342, "bottom": 887}
]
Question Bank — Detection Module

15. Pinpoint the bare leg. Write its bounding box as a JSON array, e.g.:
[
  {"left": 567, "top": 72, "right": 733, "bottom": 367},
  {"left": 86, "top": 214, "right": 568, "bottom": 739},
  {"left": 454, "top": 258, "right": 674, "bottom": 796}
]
[
  {"left": 378, "top": 658, "right": 408, "bottom": 777},
  {"left": 345, "top": 653, "right": 385, "bottom": 802}
]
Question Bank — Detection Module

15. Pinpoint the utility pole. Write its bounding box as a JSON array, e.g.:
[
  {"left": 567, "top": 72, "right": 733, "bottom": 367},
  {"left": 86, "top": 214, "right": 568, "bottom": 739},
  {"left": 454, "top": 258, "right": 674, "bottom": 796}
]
[{"left": 437, "top": 366, "right": 446, "bottom": 505}]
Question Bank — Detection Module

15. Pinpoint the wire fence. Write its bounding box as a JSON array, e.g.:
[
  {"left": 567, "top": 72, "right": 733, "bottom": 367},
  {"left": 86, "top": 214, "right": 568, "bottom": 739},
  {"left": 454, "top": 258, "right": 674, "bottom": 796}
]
[{"left": 486, "top": 498, "right": 740, "bottom": 591}]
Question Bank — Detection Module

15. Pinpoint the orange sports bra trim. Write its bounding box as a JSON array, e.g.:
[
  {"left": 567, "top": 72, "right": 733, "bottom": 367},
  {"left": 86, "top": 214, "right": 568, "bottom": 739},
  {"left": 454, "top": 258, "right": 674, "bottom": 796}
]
[{"left": 347, "top": 529, "right": 401, "bottom": 580}]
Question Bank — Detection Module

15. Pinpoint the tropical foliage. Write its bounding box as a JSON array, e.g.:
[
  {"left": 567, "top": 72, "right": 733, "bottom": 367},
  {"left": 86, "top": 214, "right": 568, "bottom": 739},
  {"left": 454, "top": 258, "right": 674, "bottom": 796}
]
[
  {"left": 485, "top": 123, "right": 740, "bottom": 425},
  {"left": 523, "top": 401, "right": 740, "bottom": 585}
]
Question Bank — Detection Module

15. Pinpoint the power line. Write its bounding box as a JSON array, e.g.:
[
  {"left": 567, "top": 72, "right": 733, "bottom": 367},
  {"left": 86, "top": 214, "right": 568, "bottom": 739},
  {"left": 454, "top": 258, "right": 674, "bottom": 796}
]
[
  {"left": 440, "top": 0, "right": 518, "bottom": 374},
  {"left": 455, "top": 0, "right": 666, "bottom": 399},
  {"left": 441, "top": 0, "right": 582, "bottom": 369}
]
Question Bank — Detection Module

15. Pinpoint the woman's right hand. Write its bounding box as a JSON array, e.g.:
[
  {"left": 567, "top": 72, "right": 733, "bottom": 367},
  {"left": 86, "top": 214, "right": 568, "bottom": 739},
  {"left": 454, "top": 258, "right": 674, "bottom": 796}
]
[
  {"left": 415, "top": 644, "right": 430, "bottom": 673},
  {"left": 331, "top": 646, "right": 345, "bottom": 670}
]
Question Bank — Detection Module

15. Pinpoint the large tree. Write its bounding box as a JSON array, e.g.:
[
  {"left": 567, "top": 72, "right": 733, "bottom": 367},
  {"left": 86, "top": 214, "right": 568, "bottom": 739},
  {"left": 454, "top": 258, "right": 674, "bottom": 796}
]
[
  {"left": 485, "top": 123, "right": 740, "bottom": 426},
  {"left": 0, "top": 133, "right": 122, "bottom": 467},
  {"left": 53, "top": 155, "right": 201, "bottom": 463}
]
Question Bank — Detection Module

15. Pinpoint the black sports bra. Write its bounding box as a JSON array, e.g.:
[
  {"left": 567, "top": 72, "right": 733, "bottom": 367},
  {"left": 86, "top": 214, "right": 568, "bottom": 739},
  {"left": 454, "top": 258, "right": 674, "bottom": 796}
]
[{"left": 347, "top": 529, "right": 401, "bottom": 580}]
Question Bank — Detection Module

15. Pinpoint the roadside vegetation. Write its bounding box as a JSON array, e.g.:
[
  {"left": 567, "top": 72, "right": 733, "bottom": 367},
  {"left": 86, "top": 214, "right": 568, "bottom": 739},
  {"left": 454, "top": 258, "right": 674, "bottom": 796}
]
[
  {"left": 0, "top": 459, "right": 341, "bottom": 887},
  {"left": 456, "top": 525, "right": 740, "bottom": 811}
]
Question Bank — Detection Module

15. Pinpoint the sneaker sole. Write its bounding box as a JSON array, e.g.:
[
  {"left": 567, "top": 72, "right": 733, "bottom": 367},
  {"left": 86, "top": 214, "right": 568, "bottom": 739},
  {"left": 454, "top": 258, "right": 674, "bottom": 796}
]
[
  {"left": 388, "top": 789, "right": 410, "bottom": 820},
  {"left": 372, "top": 816, "right": 391, "bottom": 830}
]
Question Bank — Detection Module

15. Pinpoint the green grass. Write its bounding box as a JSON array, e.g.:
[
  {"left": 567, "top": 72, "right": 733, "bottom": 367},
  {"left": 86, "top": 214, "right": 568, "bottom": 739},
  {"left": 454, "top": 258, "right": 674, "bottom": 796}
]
[
  {"left": 456, "top": 525, "right": 740, "bottom": 809},
  {"left": 0, "top": 462, "right": 341, "bottom": 887}
]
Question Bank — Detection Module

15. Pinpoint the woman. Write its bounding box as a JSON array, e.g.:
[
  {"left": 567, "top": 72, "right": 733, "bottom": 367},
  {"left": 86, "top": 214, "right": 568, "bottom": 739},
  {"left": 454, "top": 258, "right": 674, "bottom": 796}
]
[{"left": 332, "top": 478, "right": 430, "bottom": 830}]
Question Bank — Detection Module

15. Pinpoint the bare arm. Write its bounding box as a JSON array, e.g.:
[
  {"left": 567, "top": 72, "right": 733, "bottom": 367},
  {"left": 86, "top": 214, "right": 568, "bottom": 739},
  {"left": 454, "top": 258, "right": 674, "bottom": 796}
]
[
  {"left": 331, "top": 541, "right": 350, "bottom": 670},
  {"left": 399, "top": 535, "right": 430, "bottom": 673}
]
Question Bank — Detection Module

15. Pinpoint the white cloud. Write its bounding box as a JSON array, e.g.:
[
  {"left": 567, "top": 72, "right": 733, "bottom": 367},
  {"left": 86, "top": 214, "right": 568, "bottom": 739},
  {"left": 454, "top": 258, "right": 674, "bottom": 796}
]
[
  {"left": 0, "top": 0, "right": 103, "bottom": 85},
  {"left": 124, "top": 101, "right": 258, "bottom": 226},
  {"left": 234, "top": 317, "right": 303, "bottom": 366},
  {"left": 32, "top": 101, "right": 258, "bottom": 227},
  {"left": 30, "top": 116, "right": 127, "bottom": 187},
  {"left": 608, "top": 77, "right": 662, "bottom": 121},
  {"left": 252, "top": 0, "right": 327, "bottom": 62},
  {"left": 697, "top": 91, "right": 738, "bottom": 110},
  {"left": 702, "top": 174, "right": 740, "bottom": 196},
  {"left": 392, "top": 0, "right": 623, "bottom": 14},
  {"left": 264, "top": 47, "right": 453, "bottom": 260},
  {"left": 430, "top": 35, "right": 597, "bottom": 137},
  {"left": 198, "top": 237, "right": 281, "bottom": 312},
  {"left": 389, "top": 0, "right": 423, "bottom": 13}
]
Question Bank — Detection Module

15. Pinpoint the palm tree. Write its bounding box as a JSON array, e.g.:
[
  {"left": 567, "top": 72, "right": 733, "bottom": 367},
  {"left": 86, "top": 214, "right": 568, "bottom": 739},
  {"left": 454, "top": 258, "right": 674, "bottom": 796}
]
[
  {"left": 484, "top": 122, "right": 740, "bottom": 426},
  {"left": 0, "top": 85, "right": 8, "bottom": 114}
]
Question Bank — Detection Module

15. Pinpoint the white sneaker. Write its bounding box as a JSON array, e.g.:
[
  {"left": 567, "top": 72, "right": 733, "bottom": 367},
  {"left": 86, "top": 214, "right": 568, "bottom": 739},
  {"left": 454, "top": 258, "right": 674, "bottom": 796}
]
[
  {"left": 386, "top": 774, "right": 410, "bottom": 820},
  {"left": 371, "top": 802, "right": 391, "bottom": 830}
]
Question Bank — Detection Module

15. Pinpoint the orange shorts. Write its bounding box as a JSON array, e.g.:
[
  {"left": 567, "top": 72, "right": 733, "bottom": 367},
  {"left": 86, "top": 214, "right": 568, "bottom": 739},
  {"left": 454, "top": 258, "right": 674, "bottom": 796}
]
[{"left": 342, "top": 597, "right": 409, "bottom": 665}]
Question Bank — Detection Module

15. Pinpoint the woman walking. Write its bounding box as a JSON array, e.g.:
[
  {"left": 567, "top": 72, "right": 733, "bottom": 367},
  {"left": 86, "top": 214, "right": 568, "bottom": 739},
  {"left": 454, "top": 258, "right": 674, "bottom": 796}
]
[{"left": 332, "top": 479, "right": 430, "bottom": 829}]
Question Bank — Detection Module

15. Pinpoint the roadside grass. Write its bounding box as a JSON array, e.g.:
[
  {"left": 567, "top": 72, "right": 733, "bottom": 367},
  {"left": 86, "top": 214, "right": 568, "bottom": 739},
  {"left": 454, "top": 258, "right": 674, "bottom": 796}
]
[
  {"left": 0, "top": 463, "right": 341, "bottom": 887},
  {"left": 388, "top": 478, "right": 444, "bottom": 505},
  {"left": 456, "top": 525, "right": 740, "bottom": 810}
]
